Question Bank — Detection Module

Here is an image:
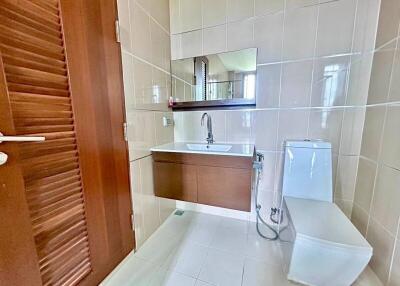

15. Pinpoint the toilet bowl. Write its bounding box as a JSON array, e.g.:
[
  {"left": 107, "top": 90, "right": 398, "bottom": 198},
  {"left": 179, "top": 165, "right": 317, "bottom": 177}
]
[{"left": 279, "top": 140, "right": 372, "bottom": 286}]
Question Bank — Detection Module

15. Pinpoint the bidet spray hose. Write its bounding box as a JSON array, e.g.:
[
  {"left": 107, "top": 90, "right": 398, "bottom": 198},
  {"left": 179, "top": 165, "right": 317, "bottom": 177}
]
[{"left": 254, "top": 152, "right": 279, "bottom": 240}]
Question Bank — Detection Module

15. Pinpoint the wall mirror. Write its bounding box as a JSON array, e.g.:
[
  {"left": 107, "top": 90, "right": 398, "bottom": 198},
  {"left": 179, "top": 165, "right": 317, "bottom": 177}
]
[{"left": 171, "top": 48, "right": 257, "bottom": 110}]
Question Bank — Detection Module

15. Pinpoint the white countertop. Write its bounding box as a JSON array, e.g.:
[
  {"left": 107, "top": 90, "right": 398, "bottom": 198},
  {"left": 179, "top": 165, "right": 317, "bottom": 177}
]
[{"left": 150, "top": 142, "right": 255, "bottom": 157}]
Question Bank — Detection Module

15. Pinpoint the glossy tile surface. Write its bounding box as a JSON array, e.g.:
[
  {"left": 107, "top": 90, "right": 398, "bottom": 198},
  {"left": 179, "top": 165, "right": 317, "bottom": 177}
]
[{"left": 102, "top": 211, "right": 381, "bottom": 286}]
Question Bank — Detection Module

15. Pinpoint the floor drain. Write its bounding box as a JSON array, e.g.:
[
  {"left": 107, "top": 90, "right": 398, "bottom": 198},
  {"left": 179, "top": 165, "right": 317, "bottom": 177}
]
[{"left": 174, "top": 210, "right": 185, "bottom": 216}]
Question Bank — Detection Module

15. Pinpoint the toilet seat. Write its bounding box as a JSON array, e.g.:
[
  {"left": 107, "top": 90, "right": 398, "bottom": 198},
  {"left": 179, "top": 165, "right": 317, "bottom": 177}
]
[{"left": 284, "top": 197, "right": 371, "bottom": 250}]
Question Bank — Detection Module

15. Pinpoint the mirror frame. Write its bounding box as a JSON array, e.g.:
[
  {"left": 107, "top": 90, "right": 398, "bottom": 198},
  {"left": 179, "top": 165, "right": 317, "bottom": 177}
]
[{"left": 171, "top": 48, "right": 257, "bottom": 111}]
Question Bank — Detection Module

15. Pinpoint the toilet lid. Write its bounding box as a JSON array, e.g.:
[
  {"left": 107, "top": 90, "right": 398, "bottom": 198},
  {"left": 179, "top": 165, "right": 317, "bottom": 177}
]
[{"left": 284, "top": 197, "right": 372, "bottom": 249}]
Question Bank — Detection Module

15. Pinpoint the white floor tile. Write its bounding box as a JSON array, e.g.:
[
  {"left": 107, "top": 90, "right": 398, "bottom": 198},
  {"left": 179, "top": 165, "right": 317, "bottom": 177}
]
[
  {"left": 135, "top": 231, "right": 181, "bottom": 265},
  {"left": 245, "top": 234, "right": 283, "bottom": 265},
  {"left": 198, "top": 249, "right": 245, "bottom": 286},
  {"left": 195, "top": 280, "right": 216, "bottom": 286},
  {"left": 149, "top": 269, "right": 197, "bottom": 286},
  {"left": 352, "top": 267, "right": 383, "bottom": 286},
  {"left": 101, "top": 256, "right": 158, "bottom": 286},
  {"left": 242, "top": 258, "right": 294, "bottom": 286},
  {"left": 219, "top": 216, "right": 249, "bottom": 234},
  {"left": 163, "top": 240, "right": 209, "bottom": 278},
  {"left": 102, "top": 211, "right": 383, "bottom": 286},
  {"left": 183, "top": 219, "right": 218, "bottom": 246},
  {"left": 209, "top": 226, "right": 248, "bottom": 254}
]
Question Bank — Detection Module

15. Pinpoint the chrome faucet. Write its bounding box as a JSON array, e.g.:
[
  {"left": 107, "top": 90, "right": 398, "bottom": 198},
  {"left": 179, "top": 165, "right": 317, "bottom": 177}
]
[{"left": 201, "top": 113, "right": 214, "bottom": 144}]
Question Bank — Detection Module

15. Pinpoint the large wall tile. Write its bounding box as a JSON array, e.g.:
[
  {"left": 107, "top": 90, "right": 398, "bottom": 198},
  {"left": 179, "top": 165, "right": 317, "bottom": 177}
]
[
  {"left": 227, "top": 19, "right": 255, "bottom": 51},
  {"left": 254, "top": 13, "right": 284, "bottom": 64},
  {"left": 151, "top": 21, "right": 171, "bottom": 72},
  {"left": 352, "top": 0, "right": 380, "bottom": 54},
  {"left": 351, "top": 203, "right": 369, "bottom": 236},
  {"left": 203, "top": 0, "right": 227, "bottom": 27},
  {"left": 360, "top": 106, "right": 386, "bottom": 161},
  {"left": 121, "top": 52, "right": 135, "bottom": 112},
  {"left": 286, "top": 0, "right": 318, "bottom": 9},
  {"left": 170, "top": 0, "right": 181, "bottom": 34},
  {"left": 256, "top": 64, "right": 281, "bottom": 108},
  {"left": 180, "top": 0, "right": 203, "bottom": 32},
  {"left": 353, "top": 157, "right": 377, "bottom": 212},
  {"left": 381, "top": 105, "right": 400, "bottom": 170},
  {"left": 389, "top": 45, "right": 400, "bottom": 102},
  {"left": 311, "top": 56, "right": 350, "bottom": 107},
  {"left": 346, "top": 54, "right": 374, "bottom": 106},
  {"left": 367, "top": 219, "right": 395, "bottom": 284},
  {"left": 131, "top": 3, "right": 152, "bottom": 62},
  {"left": 370, "top": 165, "right": 400, "bottom": 234},
  {"left": 155, "top": 112, "right": 174, "bottom": 145},
  {"left": 255, "top": 0, "right": 284, "bottom": 16},
  {"left": 181, "top": 30, "right": 203, "bottom": 58},
  {"left": 117, "top": 0, "right": 132, "bottom": 53},
  {"left": 316, "top": 0, "right": 356, "bottom": 57},
  {"left": 374, "top": 0, "right": 400, "bottom": 48},
  {"left": 335, "top": 155, "right": 359, "bottom": 201},
  {"left": 339, "top": 108, "right": 365, "bottom": 156},
  {"left": 226, "top": 110, "right": 254, "bottom": 143},
  {"left": 133, "top": 59, "right": 153, "bottom": 110},
  {"left": 308, "top": 108, "right": 344, "bottom": 153},
  {"left": 150, "top": 0, "right": 170, "bottom": 31},
  {"left": 127, "top": 111, "right": 156, "bottom": 160},
  {"left": 282, "top": 5, "right": 318, "bottom": 60},
  {"left": 277, "top": 109, "right": 309, "bottom": 150},
  {"left": 368, "top": 45, "right": 396, "bottom": 104},
  {"left": 227, "top": 0, "right": 254, "bottom": 22},
  {"left": 280, "top": 60, "right": 313, "bottom": 107},
  {"left": 203, "top": 25, "right": 227, "bottom": 55},
  {"left": 389, "top": 240, "right": 400, "bottom": 286},
  {"left": 253, "top": 110, "right": 279, "bottom": 151}
]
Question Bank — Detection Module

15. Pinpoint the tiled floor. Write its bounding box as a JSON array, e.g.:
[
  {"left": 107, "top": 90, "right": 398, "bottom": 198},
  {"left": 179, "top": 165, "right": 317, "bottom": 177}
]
[{"left": 102, "top": 211, "right": 382, "bottom": 286}]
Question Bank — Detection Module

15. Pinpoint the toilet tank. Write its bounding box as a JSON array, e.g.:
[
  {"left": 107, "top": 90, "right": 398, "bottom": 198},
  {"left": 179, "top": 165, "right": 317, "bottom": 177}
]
[{"left": 282, "top": 140, "right": 333, "bottom": 202}]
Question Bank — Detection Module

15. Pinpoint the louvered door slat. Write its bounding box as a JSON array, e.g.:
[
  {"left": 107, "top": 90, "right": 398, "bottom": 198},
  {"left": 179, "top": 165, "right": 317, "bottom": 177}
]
[
  {"left": 0, "top": 17, "right": 62, "bottom": 45},
  {"left": 1, "top": 46, "right": 66, "bottom": 69},
  {"left": 0, "top": 1, "right": 93, "bottom": 285},
  {"left": 1, "top": 0, "right": 61, "bottom": 29}
]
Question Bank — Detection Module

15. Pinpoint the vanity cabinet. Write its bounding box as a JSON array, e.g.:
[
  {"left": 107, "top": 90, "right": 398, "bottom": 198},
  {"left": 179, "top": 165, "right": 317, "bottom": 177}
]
[{"left": 152, "top": 151, "right": 254, "bottom": 212}]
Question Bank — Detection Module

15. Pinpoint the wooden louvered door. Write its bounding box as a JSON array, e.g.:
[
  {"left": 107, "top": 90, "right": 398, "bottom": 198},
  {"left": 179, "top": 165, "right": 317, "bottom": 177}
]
[{"left": 0, "top": 0, "right": 134, "bottom": 285}]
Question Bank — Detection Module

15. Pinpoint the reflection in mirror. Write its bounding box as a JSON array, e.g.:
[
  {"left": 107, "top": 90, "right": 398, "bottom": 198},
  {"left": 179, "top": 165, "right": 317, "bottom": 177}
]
[{"left": 171, "top": 48, "right": 257, "bottom": 109}]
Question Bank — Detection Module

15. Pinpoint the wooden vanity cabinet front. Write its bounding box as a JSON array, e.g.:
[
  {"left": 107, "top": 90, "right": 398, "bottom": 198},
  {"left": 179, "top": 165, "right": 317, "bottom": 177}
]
[
  {"left": 153, "top": 162, "right": 197, "bottom": 203},
  {"left": 152, "top": 152, "right": 254, "bottom": 212}
]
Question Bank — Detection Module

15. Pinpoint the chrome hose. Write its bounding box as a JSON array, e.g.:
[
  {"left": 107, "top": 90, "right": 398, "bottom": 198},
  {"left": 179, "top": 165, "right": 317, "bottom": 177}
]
[{"left": 254, "top": 152, "right": 279, "bottom": 240}]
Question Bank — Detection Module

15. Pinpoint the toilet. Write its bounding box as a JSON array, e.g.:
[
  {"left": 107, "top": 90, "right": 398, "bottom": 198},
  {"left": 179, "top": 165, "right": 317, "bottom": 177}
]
[{"left": 279, "top": 140, "right": 373, "bottom": 286}]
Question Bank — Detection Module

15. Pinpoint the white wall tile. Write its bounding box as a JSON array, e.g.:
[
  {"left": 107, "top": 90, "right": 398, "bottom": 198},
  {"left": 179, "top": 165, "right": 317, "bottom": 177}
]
[
  {"left": 254, "top": 13, "right": 284, "bottom": 64},
  {"left": 280, "top": 60, "right": 313, "bottom": 107},
  {"left": 226, "top": 111, "right": 254, "bottom": 143},
  {"left": 316, "top": 0, "right": 357, "bottom": 57},
  {"left": 180, "top": 0, "right": 203, "bottom": 32},
  {"left": 227, "top": 0, "right": 254, "bottom": 22},
  {"left": 256, "top": 64, "right": 281, "bottom": 108},
  {"left": 282, "top": 5, "right": 318, "bottom": 60},
  {"left": 311, "top": 56, "right": 350, "bottom": 107},
  {"left": 203, "top": 25, "right": 227, "bottom": 55},
  {"left": 203, "top": 0, "right": 227, "bottom": 27},
  {"left": 117, "top": 0, "right": 132, "bottom": 53},
  {"left": 131, "top": 3, "right": 152, "bottom": 62},
  {"left": 181, "top": 30, "right": 203, "bottom": 58},
  {"left": 255, "top": 0, "right": 284, "bottom": 16},
  {"left": 227, "top": 19, "right": 254, "bottom": 51},
  {"left": 253, "top": 110, "right": 279, "bottom": 151}
]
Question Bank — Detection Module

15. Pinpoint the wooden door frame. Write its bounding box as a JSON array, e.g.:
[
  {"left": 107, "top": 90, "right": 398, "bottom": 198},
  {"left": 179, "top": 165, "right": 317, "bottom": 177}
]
[
  {"left": 60, "top": 0, "right": 135, "bottom": 283},
  {"left": 0, "top": 0, "right": 134, "bottom": 285}
]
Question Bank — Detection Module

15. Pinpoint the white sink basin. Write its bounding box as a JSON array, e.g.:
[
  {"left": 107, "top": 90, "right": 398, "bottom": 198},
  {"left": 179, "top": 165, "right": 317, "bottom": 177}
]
[{"left": 186, "top": 143, "right": 232, "bottom": 152}]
